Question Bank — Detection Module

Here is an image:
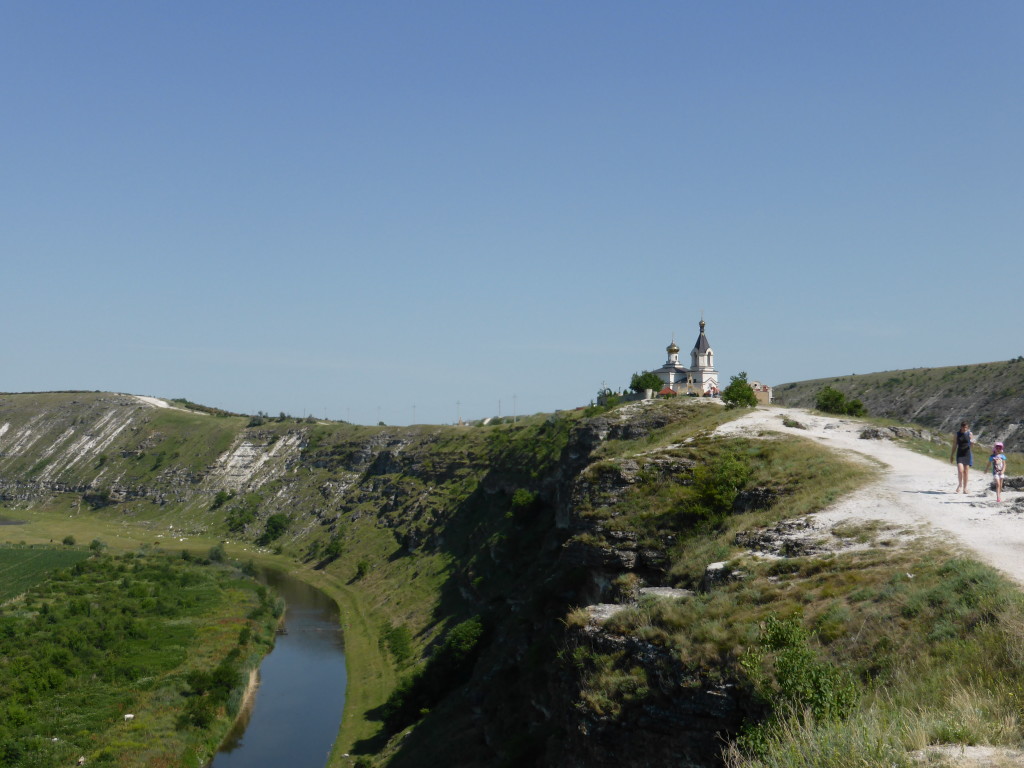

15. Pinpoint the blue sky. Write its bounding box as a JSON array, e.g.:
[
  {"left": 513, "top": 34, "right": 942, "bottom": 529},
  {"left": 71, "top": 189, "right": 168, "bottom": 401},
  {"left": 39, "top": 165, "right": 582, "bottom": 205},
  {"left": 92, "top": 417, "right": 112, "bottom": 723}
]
[{"left": 3, "top": 2, "right": 1022, "bottom": 425}]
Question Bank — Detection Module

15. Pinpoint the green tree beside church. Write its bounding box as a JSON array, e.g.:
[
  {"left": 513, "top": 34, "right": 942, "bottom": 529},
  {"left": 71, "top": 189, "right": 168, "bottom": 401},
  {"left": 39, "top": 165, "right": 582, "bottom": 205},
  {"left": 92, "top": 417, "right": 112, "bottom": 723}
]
[
  {"left": 630, "top": 370, "right": 664, "bottom": 393},
  {"left": 722, "top": 371, "right": 758, "bottom": 408}
]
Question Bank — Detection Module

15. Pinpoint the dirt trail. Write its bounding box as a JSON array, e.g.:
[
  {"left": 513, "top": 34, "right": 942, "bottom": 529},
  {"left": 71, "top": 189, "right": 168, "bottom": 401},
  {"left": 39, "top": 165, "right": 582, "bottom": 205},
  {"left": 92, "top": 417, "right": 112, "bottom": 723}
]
[
  {"left": 716, "top": 406, "right": 1024, "bottom": 586},
  {"left": 130, "top": 395, "right": 205, "bottom": 414}
]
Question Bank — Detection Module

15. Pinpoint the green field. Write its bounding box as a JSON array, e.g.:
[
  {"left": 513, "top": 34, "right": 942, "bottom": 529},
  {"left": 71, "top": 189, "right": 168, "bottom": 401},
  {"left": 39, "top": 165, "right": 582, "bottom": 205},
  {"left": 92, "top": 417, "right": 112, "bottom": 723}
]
[
  {"left": 0, "top": 547, "right": 278, "bottom": 767},
  {"left": 0, "top": 547, "right": 91, "bottom": 602}
]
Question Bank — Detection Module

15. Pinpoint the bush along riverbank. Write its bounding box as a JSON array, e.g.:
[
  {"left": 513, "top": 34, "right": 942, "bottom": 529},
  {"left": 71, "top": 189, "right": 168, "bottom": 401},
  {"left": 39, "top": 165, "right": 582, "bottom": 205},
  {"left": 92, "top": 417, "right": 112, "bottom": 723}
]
[{"left": 0, "top": 544, "right": 280, "bottom": 767}]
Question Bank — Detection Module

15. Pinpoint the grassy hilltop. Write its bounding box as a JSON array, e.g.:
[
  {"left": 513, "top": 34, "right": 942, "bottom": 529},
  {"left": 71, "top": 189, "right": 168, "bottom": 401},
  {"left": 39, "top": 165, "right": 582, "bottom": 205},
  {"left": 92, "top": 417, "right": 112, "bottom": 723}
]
[
  {"left": 3, "top": 391, "right": 1024, "bottom": 767},
  {"left": 774, "top": 358, "right": 1024, "bottom": 449}
]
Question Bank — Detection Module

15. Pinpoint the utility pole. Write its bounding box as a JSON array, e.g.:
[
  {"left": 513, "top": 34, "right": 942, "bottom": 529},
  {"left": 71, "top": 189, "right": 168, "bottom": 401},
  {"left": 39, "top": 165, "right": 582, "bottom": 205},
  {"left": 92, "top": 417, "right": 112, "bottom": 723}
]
[
  {"left": 513, "top": 394, "right": 517, "bottom": 423},
  {"left": 456, "top": 400, "right": 462, "bottom": 425}
]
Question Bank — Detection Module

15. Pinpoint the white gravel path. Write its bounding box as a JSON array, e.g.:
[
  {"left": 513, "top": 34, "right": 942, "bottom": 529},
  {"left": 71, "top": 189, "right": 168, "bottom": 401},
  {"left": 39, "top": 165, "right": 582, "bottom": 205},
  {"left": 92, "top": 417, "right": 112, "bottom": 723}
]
[
  {"left": 130, "top": 395, "right": 206, "bottom": 414},
  {"left": 716, "top": 406, "right": 1024, "bottom": 586},
  {"left": 132, "top": 395, "right": 171, "bottom": 408}
]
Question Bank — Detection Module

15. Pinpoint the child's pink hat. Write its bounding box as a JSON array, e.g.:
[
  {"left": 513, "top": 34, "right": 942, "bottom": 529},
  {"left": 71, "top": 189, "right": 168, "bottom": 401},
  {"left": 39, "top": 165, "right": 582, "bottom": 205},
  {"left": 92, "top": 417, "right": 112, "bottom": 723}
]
[{"left": 995, "top": 442, "right": 1004, "bottom": 449}]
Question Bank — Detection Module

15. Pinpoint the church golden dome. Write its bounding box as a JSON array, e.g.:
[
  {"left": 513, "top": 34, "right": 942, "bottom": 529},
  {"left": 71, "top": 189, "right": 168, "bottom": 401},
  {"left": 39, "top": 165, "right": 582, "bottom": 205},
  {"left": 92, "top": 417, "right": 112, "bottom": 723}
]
[{"left": 667, "top": 339, "right": 680, "bottom": 355}]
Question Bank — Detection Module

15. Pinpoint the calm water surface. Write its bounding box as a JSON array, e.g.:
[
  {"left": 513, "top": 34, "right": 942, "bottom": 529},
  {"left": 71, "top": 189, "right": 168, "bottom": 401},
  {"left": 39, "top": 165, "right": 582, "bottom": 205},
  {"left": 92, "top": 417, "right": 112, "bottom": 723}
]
[{"left": 209, "top": 569, "right": 346, "bottom": 768}]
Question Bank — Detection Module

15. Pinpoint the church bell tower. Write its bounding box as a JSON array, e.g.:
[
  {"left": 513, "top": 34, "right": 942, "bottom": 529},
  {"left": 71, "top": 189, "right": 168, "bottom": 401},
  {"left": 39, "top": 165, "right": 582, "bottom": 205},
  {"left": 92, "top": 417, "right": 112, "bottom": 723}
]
[{"left": 689, "top": 318, "right": 719, "bottom": 393}]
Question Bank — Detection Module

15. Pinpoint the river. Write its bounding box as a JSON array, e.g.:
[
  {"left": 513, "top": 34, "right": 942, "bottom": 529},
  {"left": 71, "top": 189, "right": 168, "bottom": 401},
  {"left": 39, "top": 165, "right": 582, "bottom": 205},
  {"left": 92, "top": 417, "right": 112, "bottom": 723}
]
[{"left": 209, "top": 569, "right": 347, "bottom": 768}]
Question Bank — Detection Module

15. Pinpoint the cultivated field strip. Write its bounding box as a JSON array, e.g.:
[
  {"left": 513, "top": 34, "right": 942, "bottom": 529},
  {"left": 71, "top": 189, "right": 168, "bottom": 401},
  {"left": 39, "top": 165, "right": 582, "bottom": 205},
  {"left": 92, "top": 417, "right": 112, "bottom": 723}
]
[{"left": 0, "top": 547, "right": 91, "bottom": 602}]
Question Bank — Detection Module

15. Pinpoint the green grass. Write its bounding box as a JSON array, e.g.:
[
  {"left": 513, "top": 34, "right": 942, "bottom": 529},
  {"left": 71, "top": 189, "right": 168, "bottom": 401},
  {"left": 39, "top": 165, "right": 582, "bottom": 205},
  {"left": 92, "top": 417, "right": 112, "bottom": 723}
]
[
  {"left": 0, "top": 546, "right": 91, "bottom": 601},
  {"left": 587, "top": 544, "right": 1024, "bottom": 768},
  {"left": 0, "top": 548, "right": 276, "bottom": 767},
  {"left": 116, "top": 408, "right": 247, "bottom": 480},
  {"left": 829, "top": 518, "right": 896, "bottom": 545},
  {"left": 567, "top": 429, "right": 873, "bottom": 587},
  {"left": 591, "top": 399, "right": 736, "bottom": 460}
]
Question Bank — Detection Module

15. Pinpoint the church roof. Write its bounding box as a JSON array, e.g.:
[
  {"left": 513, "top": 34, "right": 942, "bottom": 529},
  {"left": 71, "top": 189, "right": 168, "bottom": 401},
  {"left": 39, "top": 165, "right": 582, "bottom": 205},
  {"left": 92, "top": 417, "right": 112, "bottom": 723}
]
[
  {"left": 654, "top": 362, "right": 689, "bottom": 374},
  {"left": 692, "top": 319, "right": 711, "bottom": 353}
]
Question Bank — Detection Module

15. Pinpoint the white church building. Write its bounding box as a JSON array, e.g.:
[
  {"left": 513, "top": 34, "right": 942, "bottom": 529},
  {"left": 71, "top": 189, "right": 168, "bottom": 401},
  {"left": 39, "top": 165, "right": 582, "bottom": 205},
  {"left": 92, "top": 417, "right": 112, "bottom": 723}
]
[{"left": 653, "top": 319, "right": 720, "bottom": 396}]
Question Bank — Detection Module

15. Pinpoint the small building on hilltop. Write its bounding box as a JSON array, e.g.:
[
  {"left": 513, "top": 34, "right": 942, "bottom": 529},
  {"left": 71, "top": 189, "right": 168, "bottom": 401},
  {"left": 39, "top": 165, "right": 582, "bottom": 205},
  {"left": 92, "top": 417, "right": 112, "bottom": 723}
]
[
  {"left": 653, "top": 319, "right": 720, "bottom": 396},
  {"left": 750, "top": 380, "right": 774, "bottom": 404}
]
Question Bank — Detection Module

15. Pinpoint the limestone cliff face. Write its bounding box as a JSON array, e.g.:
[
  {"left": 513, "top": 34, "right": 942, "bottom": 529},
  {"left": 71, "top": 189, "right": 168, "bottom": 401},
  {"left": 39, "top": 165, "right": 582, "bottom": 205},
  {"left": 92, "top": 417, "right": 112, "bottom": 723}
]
[
  {"left": 550, "top": 628, "right": 750, "bottom": 768},
  {"left": 204, "top": 430, "right": 306, "bottom": 492},
  {"left": 0, "top": 394, "right": 306, "bottom": 511}
]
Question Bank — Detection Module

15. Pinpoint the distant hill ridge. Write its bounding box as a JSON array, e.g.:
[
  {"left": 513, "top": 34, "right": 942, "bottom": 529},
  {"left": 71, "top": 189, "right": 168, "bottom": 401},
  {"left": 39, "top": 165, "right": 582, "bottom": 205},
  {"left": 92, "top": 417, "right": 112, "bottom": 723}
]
[{"left": 774, "top": 358, "right": 1024, "bottom": 450}]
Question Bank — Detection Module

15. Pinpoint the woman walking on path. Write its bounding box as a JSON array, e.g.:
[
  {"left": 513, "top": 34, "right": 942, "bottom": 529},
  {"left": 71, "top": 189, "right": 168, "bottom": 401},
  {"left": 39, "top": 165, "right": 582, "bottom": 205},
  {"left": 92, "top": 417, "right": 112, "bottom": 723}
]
[
  {"left": 987, "top": 442, "right": 1008, "bottom": 502},
  {"left": 951, "top": 421, "right": 976, "bottom": 493}
]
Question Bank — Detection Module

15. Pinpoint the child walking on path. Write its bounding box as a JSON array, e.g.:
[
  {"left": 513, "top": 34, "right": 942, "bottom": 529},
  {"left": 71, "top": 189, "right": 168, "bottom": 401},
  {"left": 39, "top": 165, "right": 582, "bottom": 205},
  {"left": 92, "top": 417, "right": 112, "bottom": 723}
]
[{"left": 987, "top": 442, "right": 1008, "bottom": 502}]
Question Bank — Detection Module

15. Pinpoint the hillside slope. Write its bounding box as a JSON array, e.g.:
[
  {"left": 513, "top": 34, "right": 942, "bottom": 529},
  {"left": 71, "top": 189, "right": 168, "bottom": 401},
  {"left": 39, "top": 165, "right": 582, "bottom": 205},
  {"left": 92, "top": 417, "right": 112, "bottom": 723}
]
[
  {"left": 5, "top": 391, "right": 1024, "bottom": 767},
  {"left": 773, "top": 358, "right": 1024, "bottom": 449},
  {"left": 0, "top": 393, "right": 798, "bottom": 764}
]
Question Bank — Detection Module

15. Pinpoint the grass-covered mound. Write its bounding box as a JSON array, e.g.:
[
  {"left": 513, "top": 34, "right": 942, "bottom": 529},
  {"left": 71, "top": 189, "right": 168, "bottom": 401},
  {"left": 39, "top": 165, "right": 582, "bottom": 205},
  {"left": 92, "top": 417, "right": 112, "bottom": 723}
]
[{"left": 718, "top": 551, "right": 1024, "bottom": 767}]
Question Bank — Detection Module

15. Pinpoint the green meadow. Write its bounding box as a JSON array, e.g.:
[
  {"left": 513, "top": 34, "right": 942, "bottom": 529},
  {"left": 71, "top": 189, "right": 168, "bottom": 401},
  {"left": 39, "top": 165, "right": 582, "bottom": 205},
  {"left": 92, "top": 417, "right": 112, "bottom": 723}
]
[{"left": 0, "top": 544, "right": 279, "bottom": 768}]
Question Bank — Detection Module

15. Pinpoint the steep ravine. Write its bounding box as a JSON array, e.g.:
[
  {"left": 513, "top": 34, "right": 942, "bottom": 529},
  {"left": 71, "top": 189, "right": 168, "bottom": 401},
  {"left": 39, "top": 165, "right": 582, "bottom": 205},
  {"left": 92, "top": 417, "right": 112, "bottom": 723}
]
[
  {"left": 0, "top": 393, "right": 842, "bottom": 767},
  {"left": 372, "top": 400, "right": 763, "bottom": 768}
]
